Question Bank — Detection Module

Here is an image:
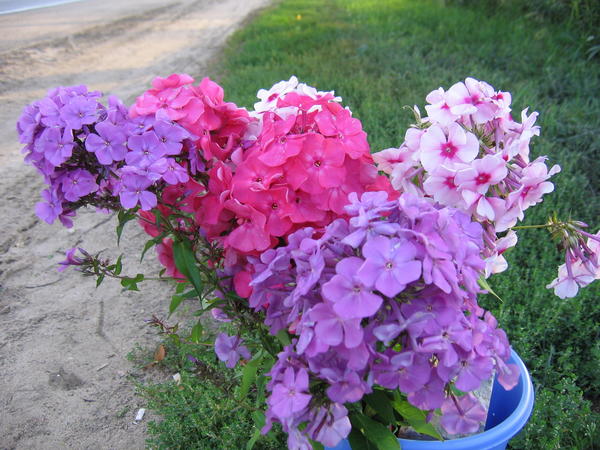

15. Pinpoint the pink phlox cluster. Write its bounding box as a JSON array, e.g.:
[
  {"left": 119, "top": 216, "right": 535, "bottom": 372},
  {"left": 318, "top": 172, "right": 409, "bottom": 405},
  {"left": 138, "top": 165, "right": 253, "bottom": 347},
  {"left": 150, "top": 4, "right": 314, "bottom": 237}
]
[
  {"left": 249, "top": 191, "right": 517, "bottom": 447},
  {"left": 191, "top": 80, "right": 395, "bottom": 281},
  {"left": 373, "top": 78, "right": 560, "bottom": 280},
  {"left": 130, "top": 74, "right": 252, "bottom": 166}
]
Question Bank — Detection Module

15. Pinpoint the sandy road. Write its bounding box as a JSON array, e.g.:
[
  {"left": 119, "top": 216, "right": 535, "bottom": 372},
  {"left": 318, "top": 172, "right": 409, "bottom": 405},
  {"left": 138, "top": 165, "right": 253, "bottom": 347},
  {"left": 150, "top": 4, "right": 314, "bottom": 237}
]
[{"left": 0, "top": 0, "right": 270, "bottom": 448}]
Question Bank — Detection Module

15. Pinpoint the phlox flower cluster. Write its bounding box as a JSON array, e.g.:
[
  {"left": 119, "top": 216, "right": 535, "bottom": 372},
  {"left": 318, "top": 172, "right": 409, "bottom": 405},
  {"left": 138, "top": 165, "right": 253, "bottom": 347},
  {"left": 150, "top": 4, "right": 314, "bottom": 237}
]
[
  {"left": 17, "top": 84, "right": 195, "bottom": 225},
  {"left": 546, "top": 224, "right": 600, "bottom": 298},
  {"left": 373, "top": 77, "right": 560, "bottom": 279},
  {"left": 247, "top": 191, "right": 518, "bottom": 448}
]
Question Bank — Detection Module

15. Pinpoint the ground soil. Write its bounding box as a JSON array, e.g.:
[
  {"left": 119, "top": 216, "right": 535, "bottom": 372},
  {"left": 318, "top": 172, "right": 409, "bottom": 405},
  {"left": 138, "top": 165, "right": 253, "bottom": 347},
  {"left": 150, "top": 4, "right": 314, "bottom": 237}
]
[{"left": 0, "top": 1, "right": 270, "bottom": 448}]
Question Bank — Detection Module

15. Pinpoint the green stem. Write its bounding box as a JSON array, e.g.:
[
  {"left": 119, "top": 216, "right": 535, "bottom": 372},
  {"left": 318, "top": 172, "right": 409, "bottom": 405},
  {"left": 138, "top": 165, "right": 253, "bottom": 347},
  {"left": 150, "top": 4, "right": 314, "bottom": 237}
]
[{"left": 511, "top": 224, "right": 552, "bottom": 230}]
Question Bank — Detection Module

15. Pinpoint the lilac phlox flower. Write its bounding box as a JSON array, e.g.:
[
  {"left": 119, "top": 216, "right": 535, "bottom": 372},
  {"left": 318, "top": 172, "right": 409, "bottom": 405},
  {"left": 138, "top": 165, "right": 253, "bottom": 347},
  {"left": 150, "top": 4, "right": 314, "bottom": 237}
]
[
  {"left": 214, "top": 332, "right": 251, "bottom": 369},
  {"left": 374, "top": 350, "right": 431, "bottom": 393},
  {"left": 61, "top": 169, "right": 98, "bottom": 202},
  {"left": 321, "top": 256, "right": 382, "bottom": 319},
  {"left": 57, "top": 247, "right": 87, "bottom": 272},
  {"left": 289, "top": 245, "right": 325, "bottom": 301},
  {"left": 35, "top": 188, "right": 63, "bottom": 224},
  {"left": 308, "top": 302, "right": 363, "bottom": 348},
  {"left": 36, "top": 127, "right": 75, "bottom": 167},
  {"left": 60, "top": 95, "right": 98, "bottom": 130},
  {"left": 322, "top": 369, "right": 367, "bottom": 403},
  {"left": 421, "top": 311, "right": 473, "bottom": 371},
  {"left": 38, "top": 97, "right": 63, "bottom": 127},
  {"left": 153, "top": 119, "right": 190, "bottom": 155},
  {"left": 437, "top": 350, "right": 493, "bottom": 392},
  {"left": 357, "top": 235, "right": 422, "bottom": 297},
  {"left": 106, "top": 95, "right": 129, "bottom": 125},
  {"left": 124, "top": 114, "right": 156, "bottom": 135},
  {"left": 118, "top": 172, "right": 156, "bottom": 210},
  {"left": 17, "top": 103, "right": 42, "bottom": 144},
  {"left": 407, "top": 374, "right": 446, "bottom": 410},
  {"left": 305, "top": 403, "right": 351, "bottom": 448},
  {"left": 161, "top": 158, "right": 190, "bottom": 185},
  {"left": 85, "top": 121, "right": 127, "bottom": 164},
  {"left": 440, "top": 393, "right": 487, "bottom": 435},
  {"left": 268, "top": 367, "right": 312, "bottom": 420},
  {"left": 126, "top": 131, "right": 165, "bottom": 167}
]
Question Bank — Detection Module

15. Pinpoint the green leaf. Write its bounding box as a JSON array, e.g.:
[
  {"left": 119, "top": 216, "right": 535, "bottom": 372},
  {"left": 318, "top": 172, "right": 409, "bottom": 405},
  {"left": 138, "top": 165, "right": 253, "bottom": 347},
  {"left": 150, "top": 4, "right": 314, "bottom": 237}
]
[
  {"left": 95, "top": 274, "right": 105, "bottom": 288},
  {"left": 172, "top": 240, "right": 203, "bottom": 299},
  {"left": 364, "top": 390, "right": 396, "bottom": 425},
  {"left": 114, "top": 255, "right": 123, "bottom": 276},
  {"left": 391, "top": 396, "right": 443, "bottom": 440},
  {"left": 348, "top": 428, "right": 378, "bottom": 450},
  {"left": 477, "top": 276, "right": 504, "bottom": 302},
  {"left": 169, "top": 294, "right": 185, "bottom": 315},
  {"left": 116, "top": 210, "right": 136, "bottom": 246},
  {"left": 309, "top": 440, "right": 324, "bottom": 450},
  {"left": 246, "top": 410, "right": 265, "bottom": 450},
  {"left": 120, "top": 273, "right": 145, "bottom": 291},
  {"left": 254, "top": 374, "right": 268, "bottom": 407},
  {"left": 190, "top": 322, "right": 203, "bottom": 343},
  {"left": 275, "top": 329, "right": 291, "bottom": 346},
  {"left": 239, "top": 352, "right": 263, "bottom": 401},
  {"left": 350, "top": 412, "right": 399, "bottom": 450}
]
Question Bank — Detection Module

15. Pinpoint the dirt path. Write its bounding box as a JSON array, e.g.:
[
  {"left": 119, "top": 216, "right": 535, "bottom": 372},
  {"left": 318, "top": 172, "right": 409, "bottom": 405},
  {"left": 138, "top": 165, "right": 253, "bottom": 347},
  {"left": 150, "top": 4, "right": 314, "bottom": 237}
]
[{"left": 0, "top": 1, "right": 270, "bottom": 448}]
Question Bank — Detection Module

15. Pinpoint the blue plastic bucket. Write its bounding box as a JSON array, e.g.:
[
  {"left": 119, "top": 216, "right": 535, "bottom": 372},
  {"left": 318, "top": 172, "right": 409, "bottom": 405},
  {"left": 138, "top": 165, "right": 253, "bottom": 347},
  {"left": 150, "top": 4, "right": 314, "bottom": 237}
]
[{"left": 326, "top": 349, "right": 534, "bottom": 450}]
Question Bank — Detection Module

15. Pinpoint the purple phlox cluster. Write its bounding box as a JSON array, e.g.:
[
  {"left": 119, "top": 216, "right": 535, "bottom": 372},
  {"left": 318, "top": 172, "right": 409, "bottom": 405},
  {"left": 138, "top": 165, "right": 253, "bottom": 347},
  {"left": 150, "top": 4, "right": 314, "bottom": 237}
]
[
  {"left": 214, "top": 332, "right": 251, "bottom": 368},
  {"left": 372, "top": 77, "right": 561, "bottom": 282},
  {"left": 249, "top": 191, "right": 518, "bottom": 447},
  {"left": 546, "top": 225, "right": 600, "bottom": 298},
  {"left": 17, "top": 85, "right": 195, "bottom": 225}
]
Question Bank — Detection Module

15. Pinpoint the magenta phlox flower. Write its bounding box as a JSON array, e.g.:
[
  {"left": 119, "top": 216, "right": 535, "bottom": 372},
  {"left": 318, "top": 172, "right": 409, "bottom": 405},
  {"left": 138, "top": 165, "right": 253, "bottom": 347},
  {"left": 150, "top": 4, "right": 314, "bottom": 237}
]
[
  {"left": 440, "top": 393, "right": 487, "bottom": 435},
  {"left": 85, "top": 121, "right": 127, "bottom": 164},
  {"left": 35, "top": 188, "right": 63, "bottom": 224},
  {"left": 119, "top": 172, "right": 156, "bottom": 210},
  {"left": 419, "top": 123, "right": 479, "bottom": 172},
  {"left": 305, "top": 403, "right": 351, "bottom": 448},
  {"left": 357, "top": 235, "right": 422, "bottom": 297},
  {"left": 61, "top": 169, "right": 98, "bottom": 202},
  {"left": 268, "top": 367, "right": 312, "bottom": 420},
  {"left": 214, "top": 332, "right": 251, "bottom": 369},
  {"left": 321, "top": 257, "right": 382, "bottom": 319},
  {"left": 60, "top": 95, "right": 98, "bottom": 130}
]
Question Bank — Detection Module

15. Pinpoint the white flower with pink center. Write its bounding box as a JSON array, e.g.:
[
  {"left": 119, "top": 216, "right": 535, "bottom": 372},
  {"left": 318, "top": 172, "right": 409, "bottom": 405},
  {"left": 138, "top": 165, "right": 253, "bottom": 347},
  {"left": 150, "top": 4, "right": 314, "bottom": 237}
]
[
  {"left": 254, "top": 76, "right": 299, "bottom": 113},
  {"left": 419, "top": 123, "right": 479, "bottom": 172},
  {"left": 447, "top": 78, "right": 498, "bottom": 124},
  {"left": 455, "top": 154, "right": 507, "bottom": 195},
  {"left": 484, "top": 230, "right": 518, "bottom": 277},
  {"left": 425, "top": 87, "right": 457, "bottom": 126},
  {"left": 508, "top": 157, "right": 560, "bottom": 214},
  {"left": 373, "top": 147, "right": 410, "bottom": 174},
  {"left": 423, "top": 165, "right": 463, "bottom": 207}
]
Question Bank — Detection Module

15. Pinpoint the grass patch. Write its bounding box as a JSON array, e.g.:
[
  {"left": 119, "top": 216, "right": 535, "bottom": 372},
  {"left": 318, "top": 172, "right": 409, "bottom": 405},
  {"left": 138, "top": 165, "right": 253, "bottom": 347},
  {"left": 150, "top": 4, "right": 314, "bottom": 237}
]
[
  {"left": 142, "top": 1, "right": 599, "bottom": 448},
  {"left": 135, "top": 336, "right": 286, "bottom": 449}
]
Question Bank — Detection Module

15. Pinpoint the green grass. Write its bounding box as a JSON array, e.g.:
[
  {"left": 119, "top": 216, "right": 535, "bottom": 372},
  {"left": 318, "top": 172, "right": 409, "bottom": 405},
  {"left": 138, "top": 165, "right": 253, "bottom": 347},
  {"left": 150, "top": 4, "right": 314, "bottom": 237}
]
[
  {"left": 141, "top": 0, "right": 600, "bottom": 448},
  {"left": 134, "top": 336, "right": 286, "bottom": 449}
]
